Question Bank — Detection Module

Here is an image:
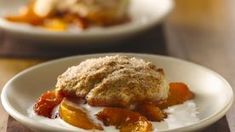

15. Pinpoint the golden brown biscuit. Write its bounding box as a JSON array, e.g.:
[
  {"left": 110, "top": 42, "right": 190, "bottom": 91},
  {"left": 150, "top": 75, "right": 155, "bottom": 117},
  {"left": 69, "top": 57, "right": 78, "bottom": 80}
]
[{"left": 56, "top": 55, "right": 169, "bottom": 107}]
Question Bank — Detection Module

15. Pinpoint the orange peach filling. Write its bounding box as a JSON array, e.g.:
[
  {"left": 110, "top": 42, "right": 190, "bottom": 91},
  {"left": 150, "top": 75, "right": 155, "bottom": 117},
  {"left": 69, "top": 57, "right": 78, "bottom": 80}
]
[
  {"left": 33, "top": 82, "right": 194, "bottom": 131},
  {"left": 155, "top": 82, "right": 195, "bottom": 109},
  {"left": 5, "top": 1, "right": 85, "bottom": 31},
  {"left": 5, "top": 0, "right": 129, "bottom": 31},
  {"left": 33, "top": 90, "right": 63, "bottom": 118},
  {"left": 59, "top": 99, "right": 103, "bottom": 130},
  {"left": 97, "top": 107, "right": 153, "bottom": 132}
]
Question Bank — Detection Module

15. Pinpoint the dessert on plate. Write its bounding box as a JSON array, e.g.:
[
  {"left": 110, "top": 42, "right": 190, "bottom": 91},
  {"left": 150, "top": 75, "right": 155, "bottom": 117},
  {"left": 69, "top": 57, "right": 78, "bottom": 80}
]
[
  {"left": 33, "top": 55, "right": 195, "bottom": 131},
  {"left": 5, "top": 0, "right": 130, "bottom": 31}
]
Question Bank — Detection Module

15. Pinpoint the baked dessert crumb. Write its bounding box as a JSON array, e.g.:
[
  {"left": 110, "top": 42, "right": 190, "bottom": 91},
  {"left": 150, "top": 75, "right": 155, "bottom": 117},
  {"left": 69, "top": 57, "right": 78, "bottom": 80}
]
[{"left": 56, "top": 55, "right": 169, "bottom": 107}]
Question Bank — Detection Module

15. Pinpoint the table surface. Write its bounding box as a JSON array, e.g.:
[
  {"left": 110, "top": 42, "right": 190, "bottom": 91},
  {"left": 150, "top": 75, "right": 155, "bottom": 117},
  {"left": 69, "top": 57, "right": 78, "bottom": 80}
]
[{"left": 1, "top": 0, "right": 235, "bottom": 131}]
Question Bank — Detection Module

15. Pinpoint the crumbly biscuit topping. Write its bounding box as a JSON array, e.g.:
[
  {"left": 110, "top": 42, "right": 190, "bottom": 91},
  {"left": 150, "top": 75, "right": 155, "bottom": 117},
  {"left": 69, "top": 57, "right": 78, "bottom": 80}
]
[{"left": 56, "top": 55, "right": 169, "bottom": 107}]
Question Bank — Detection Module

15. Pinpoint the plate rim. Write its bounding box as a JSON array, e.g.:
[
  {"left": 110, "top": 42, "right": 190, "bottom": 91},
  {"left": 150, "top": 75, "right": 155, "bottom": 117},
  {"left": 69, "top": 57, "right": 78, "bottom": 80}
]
[{"left": 1, "top": 52, "right": 234, "bottom": 132}]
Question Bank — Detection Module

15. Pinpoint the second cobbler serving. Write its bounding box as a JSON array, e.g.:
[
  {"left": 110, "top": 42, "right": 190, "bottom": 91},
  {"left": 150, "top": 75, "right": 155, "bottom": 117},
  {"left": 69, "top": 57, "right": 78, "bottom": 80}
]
[{"left": 5, "top": 0, "right": 130, "bottom": 31}]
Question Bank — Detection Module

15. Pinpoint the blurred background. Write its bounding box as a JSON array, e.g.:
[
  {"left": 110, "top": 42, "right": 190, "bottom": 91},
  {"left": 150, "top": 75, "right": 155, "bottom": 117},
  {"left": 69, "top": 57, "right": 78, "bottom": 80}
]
[{"left": 0, "top": 0, "right": 235, "bottom": 131}]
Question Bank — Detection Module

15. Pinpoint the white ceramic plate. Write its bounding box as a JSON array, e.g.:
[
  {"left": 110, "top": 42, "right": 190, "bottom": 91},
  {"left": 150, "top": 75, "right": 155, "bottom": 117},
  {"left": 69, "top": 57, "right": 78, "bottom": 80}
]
[
  {"left": 0, "top": 0, "right": 174, "bottom": 45},
  {"left": 1, "top": 53, "right": 233, "bottom": 132}
]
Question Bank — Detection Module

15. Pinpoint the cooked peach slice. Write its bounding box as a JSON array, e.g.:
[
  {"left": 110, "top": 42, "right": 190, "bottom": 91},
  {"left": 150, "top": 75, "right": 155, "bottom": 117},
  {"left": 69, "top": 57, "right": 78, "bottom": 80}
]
[
  {"left": 96, "top": 108, "right": 152, "bottom": 132},
  {"left": 59, "top": 99, "right": 103, "bottom": 130},
  {"left": 156, "top": 82, "right": 195, "bottom": 109},
  {"left": 120, "top": 120, "right": 152, "bottom": 132},
  {"left": 34, "top": 90, "right": 63, "bottom": 118},
  {"left": 135, "top": 102, "right": 167, "bottom": 122},
  {"left": 43, "top": 19, "right": 67, "bottom": 31}
]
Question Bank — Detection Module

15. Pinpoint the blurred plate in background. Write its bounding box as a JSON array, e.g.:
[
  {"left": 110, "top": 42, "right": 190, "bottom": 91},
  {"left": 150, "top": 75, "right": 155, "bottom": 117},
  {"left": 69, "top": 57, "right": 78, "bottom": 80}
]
[{"left": 0, "top": 0, "right": 174, "bottom": 45}]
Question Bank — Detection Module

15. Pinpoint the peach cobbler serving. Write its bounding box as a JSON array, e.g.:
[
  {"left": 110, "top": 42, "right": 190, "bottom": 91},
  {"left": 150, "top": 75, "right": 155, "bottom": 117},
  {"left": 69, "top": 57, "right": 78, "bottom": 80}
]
[
  {"left": 5, "top": 0, "right": 130, "bottom": 31},
  {"left": 33, "top": 55, "right": 195, "bottom": 131}
]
